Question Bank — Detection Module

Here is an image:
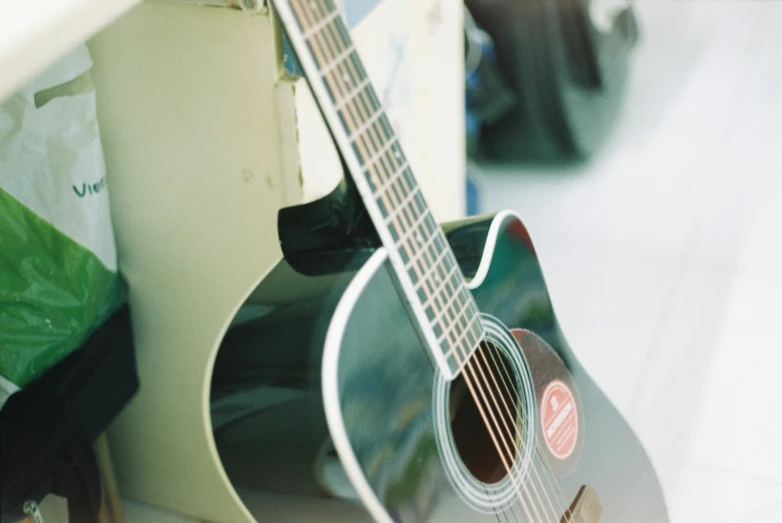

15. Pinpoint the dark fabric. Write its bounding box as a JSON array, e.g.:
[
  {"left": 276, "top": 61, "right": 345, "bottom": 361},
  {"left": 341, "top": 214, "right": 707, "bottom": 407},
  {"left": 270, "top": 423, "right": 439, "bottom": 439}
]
[
  {"left": 0, "top": 305, "right": 137, "bottom": 523},
  {"left": 465, "top": 0, "right": 638, "bottom": 160}
]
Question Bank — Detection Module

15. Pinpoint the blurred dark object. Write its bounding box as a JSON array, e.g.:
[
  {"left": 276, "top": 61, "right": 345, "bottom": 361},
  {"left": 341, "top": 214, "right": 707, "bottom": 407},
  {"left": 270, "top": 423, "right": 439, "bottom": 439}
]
[
  {"left": 464, "top": 7, "right": 518, "bottom": 157},
  {"left": 466, "top": 0, "right": 640, "bottom": 161},
  {"left": 0, "top": 305, "right": 138, "bottom": 523}
]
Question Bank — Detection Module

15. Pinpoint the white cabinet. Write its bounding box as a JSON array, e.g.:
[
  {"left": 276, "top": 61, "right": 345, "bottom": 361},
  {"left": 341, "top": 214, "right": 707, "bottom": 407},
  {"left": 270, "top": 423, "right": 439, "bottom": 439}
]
[{"left": 1, "top": 1, "right": 464, "bottom": 521}]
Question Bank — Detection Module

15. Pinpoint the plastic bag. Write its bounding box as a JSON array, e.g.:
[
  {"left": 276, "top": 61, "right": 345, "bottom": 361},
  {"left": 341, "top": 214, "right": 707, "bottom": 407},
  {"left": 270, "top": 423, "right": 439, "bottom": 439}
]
[{"left": 0, "top": 44, "right": 126, "bottom": 394}]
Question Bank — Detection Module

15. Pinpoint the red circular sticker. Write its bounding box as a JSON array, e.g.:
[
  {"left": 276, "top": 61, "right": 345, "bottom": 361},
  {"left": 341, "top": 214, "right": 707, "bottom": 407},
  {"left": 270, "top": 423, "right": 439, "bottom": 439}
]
[{"left": 540, "top": 380, "right": 578, "bottom": 460}]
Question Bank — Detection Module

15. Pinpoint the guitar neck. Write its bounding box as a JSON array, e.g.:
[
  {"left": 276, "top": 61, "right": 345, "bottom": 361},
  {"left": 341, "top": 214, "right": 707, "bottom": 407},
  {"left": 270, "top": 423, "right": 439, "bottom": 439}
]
[{"left": 273, "top": 0, "right": 484, "bottom": 379}]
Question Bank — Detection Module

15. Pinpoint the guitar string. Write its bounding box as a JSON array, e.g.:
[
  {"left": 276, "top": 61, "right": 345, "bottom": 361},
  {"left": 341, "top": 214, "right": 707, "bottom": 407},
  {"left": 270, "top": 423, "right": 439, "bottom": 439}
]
[
  {"left": 287, "top": 1, "right": 563, "bottom": 521},
  {"left": 290, "top": 2, "right": 555, "bottom": 520},
  {"left": 471, "top": 342, "right": 564, "bottom": 522},
  {"left": 302, "top": 0, "right": 472, "bottom": 364},
  {"left": 476, "top": 341, "right": 571, "bottom": 516},
  {"left": 482, "top": 341, "right": 571, "bottom": 517},
  {"left": 314, "top": 8, "right": 480, "bottom": 375},
  {"left": 456, "top": 330, "right": 554, "bottom": 523},
  {"left": 291, "top": 6, "right": 548, "bottom": 521},
  {"left": 298, "top": 5, "right": 556, "bottom": 523},
  {"left": 481, "top": 340, "right": 573, "bottom": 520},
  {"left": 328, "top": 19, "right": 569, "bottom": 523},
  {"left": 486, "top": 334, "right": 574, "bottom": 516}
]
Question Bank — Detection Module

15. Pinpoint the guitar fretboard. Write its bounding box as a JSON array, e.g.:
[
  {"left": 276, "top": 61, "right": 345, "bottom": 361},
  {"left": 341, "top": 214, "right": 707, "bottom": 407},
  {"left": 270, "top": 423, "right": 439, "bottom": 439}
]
[{"left": 278, "top": 0, "right": 484, "bottom": 379}]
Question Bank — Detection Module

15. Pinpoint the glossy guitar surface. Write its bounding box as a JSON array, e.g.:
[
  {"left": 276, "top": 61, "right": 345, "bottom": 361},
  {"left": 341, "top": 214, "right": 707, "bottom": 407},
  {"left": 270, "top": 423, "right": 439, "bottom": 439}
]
[{"left": 210, "top": 211, "right": 668, "bottom": 522}]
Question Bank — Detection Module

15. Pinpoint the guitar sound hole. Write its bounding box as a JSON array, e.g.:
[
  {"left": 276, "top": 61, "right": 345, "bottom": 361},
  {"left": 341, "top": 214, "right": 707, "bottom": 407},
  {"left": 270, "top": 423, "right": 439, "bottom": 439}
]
[{"left": 448, "top": 344, "right": 521, "bottom": 485}]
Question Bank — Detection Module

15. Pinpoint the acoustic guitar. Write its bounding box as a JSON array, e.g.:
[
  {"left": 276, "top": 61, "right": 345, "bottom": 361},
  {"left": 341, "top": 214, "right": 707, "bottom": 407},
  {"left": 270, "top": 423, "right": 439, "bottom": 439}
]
[{"left": 209, "top": 1, "right": 668, "bottom": 521}]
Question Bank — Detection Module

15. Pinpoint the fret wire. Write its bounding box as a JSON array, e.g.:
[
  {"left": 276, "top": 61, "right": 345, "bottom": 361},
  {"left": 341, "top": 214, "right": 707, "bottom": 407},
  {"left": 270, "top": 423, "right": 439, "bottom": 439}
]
[
  {"left": 327, "top": 56, "right": 390, "bottom": 190},
  {"left": 349, "top": 88, "right": 395, "bottom": 195},
  {"left": 383, "top": 164, "right": 414, "bottom": 210},
  {"left": 316, "top": 16, "right": 414, "bottom": 237},
  {"left": 330, "top": 32, "right": 373, "bottom": 120},
  {"left": 434, "top": 254, "right": 449, "bottom": 285},
  {"left": 426, "top": 244, "right": 442, "bottom": 281},
  {"left": 408, "top": 226, "right": 443, "bottom": 270},
  {"left": 396, "top": 209, "right": 430, "bottom": 253},
  {"left": 395, "top": 240, "right": 418, "bottom": 274},
  {"left": 421, "top": 275, "right": 439, "bottom": 307},
  {"left": 363, "top": 112, "right": 388, "bottom": 162},
  {"left": 395, "top": 209, "right": 433, "bottom": 255},
  {"left": 463, "top": 320, "right": 482, "bottom": 353},
  {"left": 402, "top": 194, "right": 429, "bottom": 251},
  {"left": 352, "top": 80, "right": 377, "bottom": 126},
  {"left": 303, "top": 8, "right": 341, "bottom": 38},
  {"left": 373, "top": 140, "right": 397, "bottom": 189},
  {"left": 444, "top": 286, "right": 470, "bottom": 336},
  {"left": 412, "top": 240, "right": 455, "bottom": 300},
  {"left": 391, "top": 156, "right": 407, "bottom": 193},
  {"left": 435, "top": 264, "right": 465, "bottom": 312},
  {"left": 380, "top": 117, "right": 401, "bottom": 165},
  {"left": 442, "top": 315, "right": 481, "bottom": 360},
  {"left": 302, "top": 0, "right": 329, "bottom": 24},
  {"left": 355, "top": 94, "right": 386, "bottom": 164},
  {"left": 362, "top": 136, "right": 398, "bottom": 170},
  {"left": 319, "top": 46, "right": 356, "bottom": 77},
  {"left": 335, "top": 78, "right": 371, "bottom": 110},
  {"left": 349, "top": 109, "right": 384, "bottom": 141},
  {"left": 410, "top": 217, "right": 438, "bottom": 262},
  {"left": 401, "top": 195, "right": 420, "bottom": 232},
  {"left": 315, "top": 13, "right": 341, "bottom": 70},
  {"left": 431, "top": 279, "right": 470, "bottom": 336},
  {"left": 328, "top": 51, "right": 364, "bottom": 123},
  {"left": 305, "top": 5, "right": 354, "bottom": 119},
  {"left": 291, "top": 0, "right": 324, "bottom": 32},
  {"left": 383, "top": 176, "right": 409, "bottom": 226},
  {"left": 371, "top": 116, "right": 396, "bottom": 173},
  {"left": 418, "top": 267, "right": 448, "bottom": 319},
  {"left": 367, "top": 115, "right": 395, "bottom": 174},
  {"left": 385, "top": 182, "right": 420, "bottom": 224},
  {"left": 405, "top": 227, "right": 442, "bottom": 274},
  {"left": 418, "top": 212, "right": 438, "bottom": 244},
  {"left": 295, "top": 3, "right": 336, "bottom": 99},
  {"left": 404, "top": 220, "right": 441, "bottom": 285},
  {"left": 373, "top": 162, "right": 409, "bottom": 201},
  {"left": 329, "top": 4, "right": 353, "bottom": 48},
  {"left": 442, "top": 309, "right": 478, "bottom": 354},
  {"left": 405, "top": 225, "right": 434, "bottom": 274},
  {"left": 339, "top": 75, "right": 374, "bottom": 138},
  {"left": 413, "top": 191, "right": 426, "bottom": 215},
  {"left": 388, "top": 174, "right": 408, "bottom": 214},
  {"left": 402, "top": 166, "right": 417, "bottom": 193},
  {"left": 441, "top": 263, "right": 465, "bottom": 307},
  {"left": 420, "top": 259, "right": 460, "bottom": 309},
  {"left": 363, "top": 131, "right": 395, "bottom": 191},
  {"left": 336, "top": 81, "right": 396, "bottom": 213},
  {"left": 441, "top": 241, "right": 456, "bottom": 269},
  {"left": 440, "top": 268, "right": 463, "bottom": 311},
  {"left": 412, "top": 240, "right": 435, "bottom": 286},
  {"left": 293, "top": 1, "right": 485, "bottom": 357},
  {"left": 448, "top": 326, "right": 480, "bottom": 367},
  {"left": 433, "top": 290, "right": 467, "bottom": 345},
  {"left": 415, "top": 245, "right": 451, "bottom": 292}
]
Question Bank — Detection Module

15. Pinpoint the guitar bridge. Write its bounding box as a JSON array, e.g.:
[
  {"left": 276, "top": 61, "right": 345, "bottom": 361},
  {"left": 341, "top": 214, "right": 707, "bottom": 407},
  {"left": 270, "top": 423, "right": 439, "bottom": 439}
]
[{"left": 562, "top": 485, "right": 603, "bottom": 523}]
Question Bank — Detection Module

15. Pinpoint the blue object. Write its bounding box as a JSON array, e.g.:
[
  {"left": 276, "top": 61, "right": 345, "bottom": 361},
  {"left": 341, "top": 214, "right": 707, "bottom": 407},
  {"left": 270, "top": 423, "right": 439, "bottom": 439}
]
[{"left": 466, "top": 170, "right": 481, "bottom": 216}]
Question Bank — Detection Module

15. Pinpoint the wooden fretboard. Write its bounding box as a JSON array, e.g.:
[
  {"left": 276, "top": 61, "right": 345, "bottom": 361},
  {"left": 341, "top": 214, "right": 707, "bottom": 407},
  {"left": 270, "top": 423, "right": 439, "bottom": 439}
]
[{"left": 274, "top": 0, "right": 484, "bottom": 379}]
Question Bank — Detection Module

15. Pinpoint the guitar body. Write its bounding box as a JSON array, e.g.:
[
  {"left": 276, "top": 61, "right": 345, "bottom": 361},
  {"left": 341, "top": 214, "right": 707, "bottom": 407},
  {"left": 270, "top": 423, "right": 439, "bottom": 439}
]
[{"left": 211, "top": 210, "right": 667, "bottom": 522}]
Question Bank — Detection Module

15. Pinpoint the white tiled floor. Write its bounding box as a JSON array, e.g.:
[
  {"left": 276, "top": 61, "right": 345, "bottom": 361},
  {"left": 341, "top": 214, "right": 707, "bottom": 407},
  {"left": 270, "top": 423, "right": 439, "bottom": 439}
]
[{"left": 472, "top": 2, "right": 782, "bottom": 521}]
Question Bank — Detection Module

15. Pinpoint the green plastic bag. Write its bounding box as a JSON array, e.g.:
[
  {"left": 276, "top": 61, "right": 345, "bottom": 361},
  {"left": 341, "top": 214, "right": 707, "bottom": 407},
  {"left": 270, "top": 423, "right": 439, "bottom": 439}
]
[{"left": 0, "top": 44, "right": 126, "bottom": 392}]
